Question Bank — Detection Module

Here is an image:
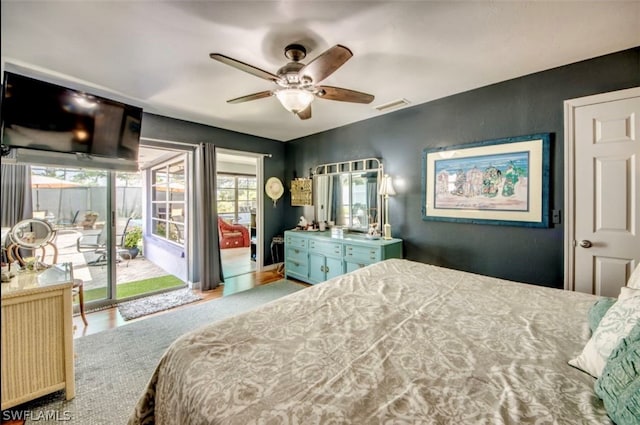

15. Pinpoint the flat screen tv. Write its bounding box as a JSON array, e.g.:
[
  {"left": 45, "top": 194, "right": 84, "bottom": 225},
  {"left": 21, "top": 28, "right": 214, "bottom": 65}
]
[{"left": 0, "top": 72, "right": 142, "bottom": 162}]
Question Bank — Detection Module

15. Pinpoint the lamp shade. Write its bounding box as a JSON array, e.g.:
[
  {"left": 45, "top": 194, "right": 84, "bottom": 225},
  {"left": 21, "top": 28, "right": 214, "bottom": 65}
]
[
  {"left": 379, "top": 174, "right": 396, "bottom": 196},
  {"left": 274, "top": 89, "right": 314, "bottom": 113}
]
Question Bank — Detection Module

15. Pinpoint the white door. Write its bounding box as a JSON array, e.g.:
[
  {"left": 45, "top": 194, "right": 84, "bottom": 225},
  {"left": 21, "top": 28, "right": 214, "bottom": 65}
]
[{"left": 565, "top": 87, "right": 640, "bottom": 296}]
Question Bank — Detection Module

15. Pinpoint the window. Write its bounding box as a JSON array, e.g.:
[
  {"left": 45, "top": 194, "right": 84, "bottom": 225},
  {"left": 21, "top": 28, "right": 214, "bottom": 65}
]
[
  {"left": 216, "top": 174, "right": 257, "bottom": 223},
  {"left": 151, "top": 157, "right": 186, "bottom": 244}
]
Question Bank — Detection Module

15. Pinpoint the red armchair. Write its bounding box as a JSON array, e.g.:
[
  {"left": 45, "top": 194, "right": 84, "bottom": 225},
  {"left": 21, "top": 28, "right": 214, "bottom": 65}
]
[{"left": 218, "top": 217, "right": 250, "bottom": 249}]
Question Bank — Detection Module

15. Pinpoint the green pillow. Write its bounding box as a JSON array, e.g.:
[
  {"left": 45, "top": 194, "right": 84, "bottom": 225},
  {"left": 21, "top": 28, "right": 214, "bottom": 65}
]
[
  {"left": 588, "top": 297, "right": 617, "bottom": 333},
  {"left": 594, "top": 323, "right": 640, "bottom": 425}
]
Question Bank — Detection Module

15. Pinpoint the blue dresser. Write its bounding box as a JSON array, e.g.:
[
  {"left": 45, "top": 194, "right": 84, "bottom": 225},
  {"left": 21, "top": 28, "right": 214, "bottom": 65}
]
[{"left": 284, "top": 230, "right": 402, "bottom": 284}]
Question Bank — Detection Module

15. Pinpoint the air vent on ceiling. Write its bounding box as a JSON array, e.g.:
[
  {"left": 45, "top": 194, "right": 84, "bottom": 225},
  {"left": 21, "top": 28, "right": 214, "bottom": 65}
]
[{"left": 373, "top": 98, "right": 411, "bottom": 112}]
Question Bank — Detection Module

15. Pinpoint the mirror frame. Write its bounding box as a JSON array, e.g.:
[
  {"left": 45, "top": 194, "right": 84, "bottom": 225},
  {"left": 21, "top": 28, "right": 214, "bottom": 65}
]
[
  {"left": 313, "top": 158, "right": 384, "bottom": 232},
  {"left": 9, "top": 218, "right": 55, "bottom": 248}
]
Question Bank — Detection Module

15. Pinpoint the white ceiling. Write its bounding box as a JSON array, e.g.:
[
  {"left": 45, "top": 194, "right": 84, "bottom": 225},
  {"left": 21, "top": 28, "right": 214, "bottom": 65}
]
[{"left": 2, "top": 1, "right": 639, "bottom": 142}]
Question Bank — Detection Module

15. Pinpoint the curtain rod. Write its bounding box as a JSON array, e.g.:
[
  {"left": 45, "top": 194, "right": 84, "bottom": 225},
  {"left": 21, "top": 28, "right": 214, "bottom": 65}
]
[
  {"left": 142, "top": 139, "right": 273, "bottom": 158},
  {"left": 215, "top": 146, "right": 272, "bottom": 158}
]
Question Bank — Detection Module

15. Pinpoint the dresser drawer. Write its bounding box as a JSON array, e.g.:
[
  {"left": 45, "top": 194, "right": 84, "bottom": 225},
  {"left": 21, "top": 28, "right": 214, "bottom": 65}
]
[
  {"left": 345, "top": 260, "right": 371, "bottom": 274},
  {"left": 285, "top": 256, "right": 308, "bottom": 278},
  {"left": 286, "top": 245, "right": 307, "bottom": 262},
  {"left": 344, "top": 244, "right": 381, "bottom": 263},
  {"left": 309, "top": 239, "right": 342, "bottom": 258},
  {"left": 285, "top": 234, "right": 307, "bottom": 250}
]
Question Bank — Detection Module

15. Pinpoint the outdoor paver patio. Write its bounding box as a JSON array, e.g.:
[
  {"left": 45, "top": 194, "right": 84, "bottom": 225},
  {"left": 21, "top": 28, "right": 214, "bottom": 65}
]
[{"left": 53, "top": 229, "right": 171, "bottom": 291}]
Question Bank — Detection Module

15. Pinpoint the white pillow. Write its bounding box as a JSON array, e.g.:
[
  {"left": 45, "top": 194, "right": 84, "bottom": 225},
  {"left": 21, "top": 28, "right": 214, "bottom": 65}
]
[
  {"left": 569, "top": 295, "right": 640, "bottom": 377},
  {"left": 619, "top": 286, "right": 640, "bottom": 300},
  {"left": 627, "top": 262, "right": 640, "bottom": 289}
]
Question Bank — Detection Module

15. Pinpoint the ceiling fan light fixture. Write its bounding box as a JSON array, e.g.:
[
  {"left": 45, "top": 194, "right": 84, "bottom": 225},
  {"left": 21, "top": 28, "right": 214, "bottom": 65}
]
[
  {"left": 211, "top": 43, "right": 373, "bottom": 119},
  {"left": 275, "top": 88, "right": 314, "bottom": 113}
]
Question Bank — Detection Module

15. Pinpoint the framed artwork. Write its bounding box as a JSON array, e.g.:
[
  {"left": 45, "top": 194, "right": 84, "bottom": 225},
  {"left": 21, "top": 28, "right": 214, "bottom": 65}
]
[
  {"left": 291, "top": 178, "right": 313, "bottom": 206},
  {"left": 422, "top": 133, "right": 550, "bottom": 227}
]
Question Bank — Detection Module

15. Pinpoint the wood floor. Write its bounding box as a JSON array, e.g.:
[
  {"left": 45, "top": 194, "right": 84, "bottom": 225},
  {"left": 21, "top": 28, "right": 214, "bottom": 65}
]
[{"left": 72, "top": 269, "right": 286, "bottom": 338}]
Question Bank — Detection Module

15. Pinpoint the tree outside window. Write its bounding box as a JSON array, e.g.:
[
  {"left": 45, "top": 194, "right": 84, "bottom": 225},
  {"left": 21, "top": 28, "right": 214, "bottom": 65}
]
[{"left": 216, "top": 174, "right": 256, "bottom": 223}]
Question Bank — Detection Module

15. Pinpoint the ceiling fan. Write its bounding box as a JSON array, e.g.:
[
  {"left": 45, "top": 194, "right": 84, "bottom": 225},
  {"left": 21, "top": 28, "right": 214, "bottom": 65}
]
[{"left": 210, "top": 44, "right": 374, "bottom": 120}]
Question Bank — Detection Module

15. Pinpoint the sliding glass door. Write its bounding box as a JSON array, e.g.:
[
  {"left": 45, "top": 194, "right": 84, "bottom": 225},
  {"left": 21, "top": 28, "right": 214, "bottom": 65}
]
[
  {"left": 1, "top": 143, "right": 194, "bottom": 313},
  {"left": 30, "top": 165, "right": 112, "bottom": 303},
  {"left": 22, "top": 161, "right": 186, "bottom": 309}
]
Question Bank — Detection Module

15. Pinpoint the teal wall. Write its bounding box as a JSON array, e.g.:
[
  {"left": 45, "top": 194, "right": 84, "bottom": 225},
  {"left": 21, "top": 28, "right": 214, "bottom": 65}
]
[{"left": 283, "top": 47, "right": 640, "bottom": 288}]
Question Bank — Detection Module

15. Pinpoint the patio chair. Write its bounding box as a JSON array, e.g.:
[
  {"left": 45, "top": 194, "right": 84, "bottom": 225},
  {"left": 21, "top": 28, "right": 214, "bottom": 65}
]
[
  {"left": 76, "top": 226, "right": 108, "bottom": 265},
  {"left": 57, "top": 210, "right": 80, "bottom": 228},
  {"left": 76, "top": 218, "right": 141, "bottom": 266}
]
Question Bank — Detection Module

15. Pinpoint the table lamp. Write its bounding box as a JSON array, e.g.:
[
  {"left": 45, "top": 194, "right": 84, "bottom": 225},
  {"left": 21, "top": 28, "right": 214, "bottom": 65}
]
[{"left": 379, "top": 174, "right": 396, "bottom": 240}]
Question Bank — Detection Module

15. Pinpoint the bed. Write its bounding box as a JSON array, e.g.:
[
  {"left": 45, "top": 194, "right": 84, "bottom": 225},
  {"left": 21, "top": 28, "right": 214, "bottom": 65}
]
[{"left": 128, "top": 259, "right": 613, "bottom": 424}]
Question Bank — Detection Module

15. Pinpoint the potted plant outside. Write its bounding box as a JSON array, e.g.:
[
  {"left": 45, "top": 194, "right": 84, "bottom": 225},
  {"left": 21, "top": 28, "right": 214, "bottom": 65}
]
[{"left": 123, "top": 226, "right": 143, "bottom": 259}]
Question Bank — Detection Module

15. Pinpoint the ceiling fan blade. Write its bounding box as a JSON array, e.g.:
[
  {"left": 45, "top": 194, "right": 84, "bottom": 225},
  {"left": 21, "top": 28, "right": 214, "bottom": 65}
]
[
  {"left": 296, "top": 105, "right": 312, "bottom": 120},
  {"left": 316, "top": 86, "right": 374, "bottom": 104},
  {"left": 210, "top": 53, "right": 279, "bottom": 82},
  {"left": 299, "top": 45, "right": 353, "bottom": 83},
  {"left": 227, "top": 91, "right": 273, "bottom": 104}
]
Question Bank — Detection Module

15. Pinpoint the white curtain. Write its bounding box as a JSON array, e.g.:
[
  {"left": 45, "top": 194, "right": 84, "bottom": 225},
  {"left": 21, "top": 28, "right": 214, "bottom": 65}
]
[{"left": 194, "top": 143, "right": 223, "bottom": 290}]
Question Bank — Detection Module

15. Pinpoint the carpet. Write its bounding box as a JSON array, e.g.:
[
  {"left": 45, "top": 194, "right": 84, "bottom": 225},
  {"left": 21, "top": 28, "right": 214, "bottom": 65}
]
[
  {"left": 117, "top": 287, "right": 202, "bottom": 320},
  {"left": 13, "top": 280, "right": 305, "bottom": 425}
]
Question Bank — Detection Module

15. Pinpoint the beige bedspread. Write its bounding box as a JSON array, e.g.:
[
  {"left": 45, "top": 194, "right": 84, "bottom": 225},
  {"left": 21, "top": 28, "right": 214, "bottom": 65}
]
[{"left": 129, "top": 259, "right": 609, "bottom": 424}]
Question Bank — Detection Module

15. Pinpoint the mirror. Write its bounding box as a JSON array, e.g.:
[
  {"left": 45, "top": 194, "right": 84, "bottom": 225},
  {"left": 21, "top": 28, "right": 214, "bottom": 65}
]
[
  {"left": 9, "top": 218, "right": 55, "bottom": 248},
  {"left": 313, "top": 159, "right": 382, "bottom": 232}
]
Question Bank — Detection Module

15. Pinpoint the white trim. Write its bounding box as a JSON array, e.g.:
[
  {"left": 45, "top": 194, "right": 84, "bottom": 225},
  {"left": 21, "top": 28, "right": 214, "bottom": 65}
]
[
  {"left": 140, "top": 141, "right": 195, "bottom": 286},
  {"left": 139, "top": 137, "right": 197, "bottom": 149},
  {"left": 215, "top": 148, "right": 264, "bottom": 273},
  {"left": 148, "top": 155, "right": 188, "bottom": 246},
  {"left": 216, "top": 147, "right": 271, "bottom": 158},
  {"left": 563, "top": 86, "right": 640, "bottom": 291},
  {"left": 256, "top": 156, "right": 265, "bottom": 273}
]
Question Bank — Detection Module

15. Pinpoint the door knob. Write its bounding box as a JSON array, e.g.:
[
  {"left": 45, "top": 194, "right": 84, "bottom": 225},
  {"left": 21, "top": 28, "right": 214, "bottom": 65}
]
[{"left": 579, "top": 240, "right": 593, "bottom": 248}]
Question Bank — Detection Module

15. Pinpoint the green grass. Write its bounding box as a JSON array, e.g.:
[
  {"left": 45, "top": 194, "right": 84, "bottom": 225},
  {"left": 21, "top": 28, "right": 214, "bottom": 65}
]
[{"left": 83, "top": 275, "right": 185, "bottom": 302}]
